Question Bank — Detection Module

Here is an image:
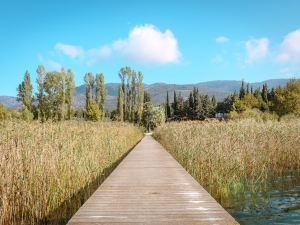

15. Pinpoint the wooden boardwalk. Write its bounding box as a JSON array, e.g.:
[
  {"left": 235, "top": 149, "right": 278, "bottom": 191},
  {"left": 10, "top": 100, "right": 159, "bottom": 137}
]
[{"left": 68, "top": 135, "right": 238, "bottom": 225}]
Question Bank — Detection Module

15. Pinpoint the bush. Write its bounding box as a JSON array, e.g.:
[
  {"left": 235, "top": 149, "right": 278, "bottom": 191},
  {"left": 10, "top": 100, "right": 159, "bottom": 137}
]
[{"left": 228, "top": 108, "right": 278, "bottom": 121}]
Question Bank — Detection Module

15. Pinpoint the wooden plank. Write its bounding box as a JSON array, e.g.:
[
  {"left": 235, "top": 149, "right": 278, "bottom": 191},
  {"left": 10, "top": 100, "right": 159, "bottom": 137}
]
[{"left": 68, "top": 135, "right": 239, "bottom": 225}]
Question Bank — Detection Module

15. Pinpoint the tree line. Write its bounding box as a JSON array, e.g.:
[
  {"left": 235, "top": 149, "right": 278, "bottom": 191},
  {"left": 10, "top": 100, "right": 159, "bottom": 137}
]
[
  {"left": 217, "top": 80, "right": 300, "bottom": 117},
  {"left": 10, "top": 65, "right": 166, "bottom": 130},
  {"left": 165, "top": 88, "right": 217, "bottom": 120},
  {"left": 163, "top": 79, "right": 300, "bottom": 121}
]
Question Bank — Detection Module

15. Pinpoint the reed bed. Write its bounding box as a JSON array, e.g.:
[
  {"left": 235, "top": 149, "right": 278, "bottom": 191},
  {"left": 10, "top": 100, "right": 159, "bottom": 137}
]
[
  {"left": 154, "top": 119, "right": 300, "bottom": 201},
  {"left": 0, "top": 121, "right": 143, "bottom": 225}
]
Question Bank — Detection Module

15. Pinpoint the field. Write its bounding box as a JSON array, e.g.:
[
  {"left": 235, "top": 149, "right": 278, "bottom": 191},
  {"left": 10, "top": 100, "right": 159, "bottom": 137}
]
[
  {"left": 154, "top": 119, "right": 300, "bottom": 202},
  {"left": 0, "top": 121, "right": 143, "bottom": 225}
]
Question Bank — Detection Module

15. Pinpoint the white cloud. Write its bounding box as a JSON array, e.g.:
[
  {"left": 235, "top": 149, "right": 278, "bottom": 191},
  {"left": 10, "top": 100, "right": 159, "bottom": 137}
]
[
  {"left": 276, "top": 29, "right": 300, "bottom": 63},
  {"left": 86, "top": 46, "right": 112, "bottom": 66},
  {"left": 113, "top": 24, "right": 181, "bottom": 65},
  {"left": 55, "top": 43, "right": 84, "bottom": 59},
  {"left": 48, "top": 60, "right": 62, "bottom": 71},
  {"left": 216, "top": 36, "right": 230, "bottom": 44},
  {"left": 245, "top": 38, "right": 269, "bottom": 64}
]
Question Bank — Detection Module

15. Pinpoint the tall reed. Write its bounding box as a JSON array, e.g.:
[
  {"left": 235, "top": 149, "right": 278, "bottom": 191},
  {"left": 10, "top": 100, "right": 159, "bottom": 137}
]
[
  {"left": 0, "top": 121, "right": 143, "bottom": 224},
  {"left": 154, "top": 119, "right": 300, "bottom": 201}
]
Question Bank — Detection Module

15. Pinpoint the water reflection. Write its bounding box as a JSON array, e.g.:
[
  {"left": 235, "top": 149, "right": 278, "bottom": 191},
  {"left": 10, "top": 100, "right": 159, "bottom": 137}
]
[{"left": 223, "top": 171, "right": 300, "bottom": 225}]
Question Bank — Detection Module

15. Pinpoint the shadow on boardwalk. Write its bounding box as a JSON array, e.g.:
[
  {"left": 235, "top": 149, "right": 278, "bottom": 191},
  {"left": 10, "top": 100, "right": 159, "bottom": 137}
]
[{"left": 37, "top": 140, "right": 141, "bottom": 225}]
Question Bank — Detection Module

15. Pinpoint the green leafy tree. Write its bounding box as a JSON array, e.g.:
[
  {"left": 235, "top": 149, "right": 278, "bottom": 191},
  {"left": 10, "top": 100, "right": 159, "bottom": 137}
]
[
  {"left": 96, "top": 73, "right": 106, "bottom": 120},
  {"left": 36, "top": 65, "right": 46, "bottom": 122},
  {"left": 85, "top": 98, "right": 101, "bottom": 121},
  {"left": 117, "top": 84, "right": 124, "bottom": 121},
  {"left": 65, "top": 69, "right": 75, "bottom": 120},
  {"left": 273, "top": 80, "right": 300, "bottom": 117},
  {"left": 137, "top": 72, "right": 144, "bottom": 124},
  {"left": 125, "top": 67, "right": 132, "bottom": 121},
  {"left": 17, "top": 70, "right": 33, "bottom": 120},
  {"left": 131, "top": 70, "right": 137, "bottom": 122},
  {"left": 84, "top": 73, "right": 100, "bottom": 121},
  {"left": 119, "top": 67, "right": 127, "bottom": 119}
]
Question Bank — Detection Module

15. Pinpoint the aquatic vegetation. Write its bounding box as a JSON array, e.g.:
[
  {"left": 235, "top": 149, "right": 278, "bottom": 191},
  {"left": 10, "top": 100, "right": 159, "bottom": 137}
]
[
  {"left": 0, "top": 121, "right": 143, "bottom": 225},
  {"left": 154, "top": 119, "right": 300, "bottom": 201}
]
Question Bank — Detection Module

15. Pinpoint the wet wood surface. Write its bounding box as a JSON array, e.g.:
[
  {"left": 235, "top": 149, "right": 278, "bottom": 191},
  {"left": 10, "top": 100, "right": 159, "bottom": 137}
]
[{"left": 68, "top": 135, "right": 239, "bottom": 225}]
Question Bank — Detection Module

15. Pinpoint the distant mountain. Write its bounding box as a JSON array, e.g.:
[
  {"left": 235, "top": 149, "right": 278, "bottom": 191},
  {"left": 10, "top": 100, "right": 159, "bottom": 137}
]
[
  {"left": 0, "top": 79, "right": 295, "bottom": 111},
  {"left": 0, "top": 96, "right": 20, "bottom": 109}
]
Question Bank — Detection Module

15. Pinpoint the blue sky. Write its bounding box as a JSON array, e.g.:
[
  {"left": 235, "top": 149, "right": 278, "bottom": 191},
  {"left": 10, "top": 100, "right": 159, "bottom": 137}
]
[{"left": 1, "top": 0, "right": 300, "bottom": 96}]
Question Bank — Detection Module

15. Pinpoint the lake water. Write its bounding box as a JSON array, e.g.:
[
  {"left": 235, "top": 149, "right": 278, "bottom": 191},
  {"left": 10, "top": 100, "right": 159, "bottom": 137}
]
[{"left": 223, "top": 171, "right": 300, "bottom": 225}]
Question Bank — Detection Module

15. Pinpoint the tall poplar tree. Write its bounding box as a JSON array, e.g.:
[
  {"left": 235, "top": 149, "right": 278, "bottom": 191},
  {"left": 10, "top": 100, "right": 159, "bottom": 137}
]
[
  {"left": 65, "top": 69, "right": 75, "bottom": 120},
  {"left": 17, "top": 70, "right": 33, "bottom": 120},
  {"left": 84, "top": 73, "right": 100, "bottom": 121},
  {"left": 36, "top": 65, "right": 46, "bottom": 122},
  {"left": 131, "top": 70, "right": 137, "bottom": 122},
  {"left": 118, "top": 68, "right": 127, "bottom": 119},
  {"left": 117, "top": 84, "right": 124, "bottom": 121},
  {"left": 137, "top": 71, "right": 143, "bottom": 124},
  {"left": 95, "top": 73, "right": 106, "bottom": 119},
  {"left": 125, "top": 67, "right": 132, "bottom": 121},
  {"left": 99, "top": 74, "right": 106, "bottom": 120}
]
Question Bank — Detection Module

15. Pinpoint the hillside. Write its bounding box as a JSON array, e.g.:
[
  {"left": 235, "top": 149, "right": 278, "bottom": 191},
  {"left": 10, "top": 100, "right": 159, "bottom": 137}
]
[{"left": 0, "top": 79, "right": 294, "bottom": 111}]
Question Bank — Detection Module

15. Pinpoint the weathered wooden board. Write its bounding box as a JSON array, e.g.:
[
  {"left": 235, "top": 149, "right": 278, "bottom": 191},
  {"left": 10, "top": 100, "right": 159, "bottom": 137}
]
[{"left": 68, "top": 135, "right": 239, "bottom": 225}]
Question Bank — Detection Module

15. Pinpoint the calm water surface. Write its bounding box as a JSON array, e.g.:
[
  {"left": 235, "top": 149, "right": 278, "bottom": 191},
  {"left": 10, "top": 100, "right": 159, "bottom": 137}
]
[{"left": 223, "top": 172, "right": 300, "bottom": 225}]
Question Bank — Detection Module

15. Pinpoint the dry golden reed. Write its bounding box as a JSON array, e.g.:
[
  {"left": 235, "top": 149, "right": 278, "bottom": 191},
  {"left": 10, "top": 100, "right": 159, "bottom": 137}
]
[
  {"left": 0, "top": 121, "right": 143, "bottom": 224},
  {"left": 154, "top": 119, "right": 300, "bottom": 200}
]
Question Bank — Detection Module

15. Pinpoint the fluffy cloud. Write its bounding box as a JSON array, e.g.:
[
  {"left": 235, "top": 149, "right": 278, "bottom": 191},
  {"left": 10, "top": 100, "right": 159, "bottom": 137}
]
[
  {"left": 113, "top": 24, "right": 181, "bottom": 65},
  {"left": 86, "top": 46, "right": 112, "bottom": 66},
  {"left": 245, "top": 38, "right": 269, "bottom": 64},
  {"left": 55, "top": 43, "right": 84, "bottom": 59},
  {"left": 215, "top": 36, "right": 230, "bottom": 44},
  {"left": 276, "top": 29, "right": 300, "bottom": 63}
]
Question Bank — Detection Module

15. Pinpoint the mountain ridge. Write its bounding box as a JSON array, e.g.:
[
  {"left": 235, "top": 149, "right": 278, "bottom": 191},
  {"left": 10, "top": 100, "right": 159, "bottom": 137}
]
[{"left": 0, "top": 79, "right": 296, "bottom": 110}]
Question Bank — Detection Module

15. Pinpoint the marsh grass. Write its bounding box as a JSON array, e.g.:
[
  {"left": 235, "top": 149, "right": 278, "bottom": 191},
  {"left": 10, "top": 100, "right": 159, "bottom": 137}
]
[
  {"left": 154, "top": 119, "right": 300, "bottom": 202},
  {"left": 0, "top": 121, "right": 143, "bottom": 225}
]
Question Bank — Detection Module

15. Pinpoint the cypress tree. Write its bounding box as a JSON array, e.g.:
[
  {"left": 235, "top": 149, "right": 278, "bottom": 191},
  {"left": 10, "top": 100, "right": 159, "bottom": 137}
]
[
  {"left": 262, "top": 83, "right": 268, "bottom": 102},
  {"left": 172, "top": 91, "right": 178, "bottom": 117},
  {"left": 166, "top": 91, "right": 171, "bottom": 119},
  {"left": 188, "top": 91, "right": 194, "bottom": 119},
  {"left": 239, "top": 81, "right": 246, "bottom": 99}
]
